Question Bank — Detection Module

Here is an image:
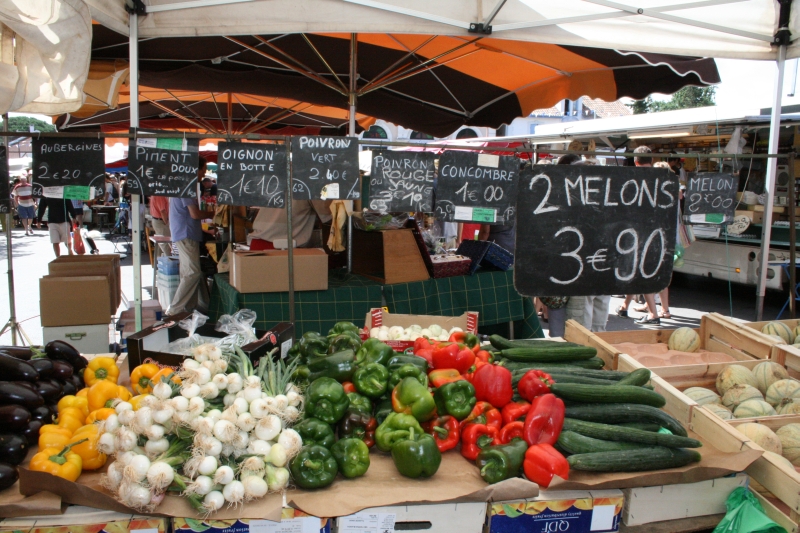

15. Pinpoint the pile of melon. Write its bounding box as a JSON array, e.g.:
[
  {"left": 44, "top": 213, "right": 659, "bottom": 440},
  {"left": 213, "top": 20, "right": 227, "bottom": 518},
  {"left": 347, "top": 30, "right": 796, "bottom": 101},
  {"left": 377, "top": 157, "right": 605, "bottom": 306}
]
[
  {"left": 760, "top": 320, "right": 800, "bottom": 347},
  {"left": 737, "top": 422, "right": 800, "bottom": 468},
  {"left": 685, "top": 361, "right": 800, "bottom": 419}
]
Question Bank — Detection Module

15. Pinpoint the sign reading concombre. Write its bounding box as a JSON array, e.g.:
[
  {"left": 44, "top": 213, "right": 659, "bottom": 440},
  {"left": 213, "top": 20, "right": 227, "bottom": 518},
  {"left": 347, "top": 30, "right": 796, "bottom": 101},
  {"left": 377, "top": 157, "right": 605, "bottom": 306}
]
[
  {"left": 291, "top": 136, "right": 360, "bottom": 200},
  {"left": 216, "top": 142, "right": 287, "bottom": 207},
  {"left": 515, "top": 165, "right": 679, "bottom": 297}
]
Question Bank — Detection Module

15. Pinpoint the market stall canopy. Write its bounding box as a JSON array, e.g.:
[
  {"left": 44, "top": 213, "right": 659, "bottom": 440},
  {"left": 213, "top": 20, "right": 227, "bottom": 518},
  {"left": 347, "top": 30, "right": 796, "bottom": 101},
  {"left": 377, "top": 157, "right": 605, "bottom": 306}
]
[
  {"left": 0, "top": 0, "right": 92, "bottom": 114},
  {"left": 86, "top": 0, "right": 796, "bottom": 60},
  {"left": 90, "top": 26, "right": 719, "bottom": 137}
]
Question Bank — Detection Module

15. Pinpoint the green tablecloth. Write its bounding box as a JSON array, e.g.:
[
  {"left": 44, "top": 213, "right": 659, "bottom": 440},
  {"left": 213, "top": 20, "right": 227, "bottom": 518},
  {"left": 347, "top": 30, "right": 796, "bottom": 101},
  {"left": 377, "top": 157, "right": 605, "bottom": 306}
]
[{"left": 209, "top": 268, "right": 543, "bottom": 338}]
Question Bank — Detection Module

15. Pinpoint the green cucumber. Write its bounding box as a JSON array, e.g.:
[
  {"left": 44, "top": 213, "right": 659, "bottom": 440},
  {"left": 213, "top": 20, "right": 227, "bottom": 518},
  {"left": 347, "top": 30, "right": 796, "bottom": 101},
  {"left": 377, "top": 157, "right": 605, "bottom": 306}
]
[
  {"left": 567, "top": 447, "right": 702, "bottom": 472},
  {"left": 551, "top": 383, "right": 666, "bottom": 408},
  {"left": 617, "top": 422, "right": 661, "bottom": 432},
  {"left": 563, "top": 418, "right": 701, "bottom": 448},
  {"left": 501, "top": 346, "right": 597, "bottom": 362},
  {"left": 557, "top": 431, "right": 648, "bottom": 454},
  {"left": 489, "top": 335, "right": 568, "bottom": 350},
  {"left": 617, "top": 368, "right": 651, "bottom": 387},
  {"left": 564, "top": 403, "right": 688, "bottom": 437},
  {"left": 500, "top": 360, "right": 617, "bottom": 375},
  {"left": 514, "top": 373, "right": 621, "bottom": 387}
]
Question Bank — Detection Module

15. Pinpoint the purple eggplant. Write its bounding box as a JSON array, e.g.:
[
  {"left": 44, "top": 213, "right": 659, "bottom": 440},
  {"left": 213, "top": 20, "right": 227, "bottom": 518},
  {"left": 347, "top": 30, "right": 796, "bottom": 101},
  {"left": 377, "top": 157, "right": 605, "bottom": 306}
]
[
  {"left": 0, "top": 383, "right": 44, "bottom": 408},
  {"left": 0, "top": 463, "right": 18, "bottom": 490},
  {"left": 29, "top": 359, "right": 55, "bottom": 380},
  {"left": 21, "top": 420, "right": 43, "bottom": 446},
  {"left": 50, "top": 360, "right": 73, "bottom": 381},
  {"left": 44, "top": 341, "right": 87, "bottom": 371},
  {"left": 0, "top": 346, "right": 34, "bottom": 361},
  {"left": 0, "top": 405, "right": 30, "bottom": 431},
  {"left": 29, "top": 405, "right": 52, "bottom": 422},
  {"left": 34, "top": 381, "right": 62, "bottom": 403},
  {"left": 69, "top": 373, "right": 83, "bottom": 391},
  {"left": 60, "top": 379, "right": 76, "bottom": 396},
  {"left": 0, "top": 353, "right": 37, "bottom": 382},
  {"left": 0, "top": 434, "right": 28, "bottom": 465}
]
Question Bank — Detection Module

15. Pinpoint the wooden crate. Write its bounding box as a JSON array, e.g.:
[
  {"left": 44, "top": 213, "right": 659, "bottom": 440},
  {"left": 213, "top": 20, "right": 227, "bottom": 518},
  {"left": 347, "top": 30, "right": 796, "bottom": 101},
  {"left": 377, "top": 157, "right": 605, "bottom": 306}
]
[
  {"left": 734, "top": 317, "right": 800, "bottom": 362},
  {"left": 351, "top": 228, "right": 429, "bottom": 284},
  {"left": 565, "top": 313, "right": 776, "bottom": 370}
]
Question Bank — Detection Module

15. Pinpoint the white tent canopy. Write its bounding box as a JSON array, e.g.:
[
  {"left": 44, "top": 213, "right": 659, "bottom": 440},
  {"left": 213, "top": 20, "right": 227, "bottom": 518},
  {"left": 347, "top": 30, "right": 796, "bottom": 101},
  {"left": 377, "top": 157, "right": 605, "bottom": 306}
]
[{"left": 86, "top": 0, "right": 794, "bottom": 60}]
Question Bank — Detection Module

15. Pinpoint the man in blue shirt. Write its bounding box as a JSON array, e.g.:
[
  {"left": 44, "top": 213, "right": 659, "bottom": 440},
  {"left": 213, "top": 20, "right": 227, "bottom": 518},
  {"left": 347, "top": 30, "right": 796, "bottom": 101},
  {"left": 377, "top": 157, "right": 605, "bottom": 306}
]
[{"left": 167, "top": 157, "right": 213, "bottom": 315}]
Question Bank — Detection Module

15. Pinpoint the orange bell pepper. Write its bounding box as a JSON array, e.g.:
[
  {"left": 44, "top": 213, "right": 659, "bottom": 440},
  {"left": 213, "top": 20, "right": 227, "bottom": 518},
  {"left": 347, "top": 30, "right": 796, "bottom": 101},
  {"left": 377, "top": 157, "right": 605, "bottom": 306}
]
[
  {"left": 83, "top": 357, "right": 120, "bottom": 386},
  {"left": 117, "top": 386, "right": 132, "bottom": 402},
  {"left": 130, "top": 363, "right": 160, "bottom": 395},
  {"left": 58, "top": 395, "right": 89, "bottom": 418},
  {"left": 68, "top": 427, "right": 106, "bottom": 470},
  {"left": 87, "top": 380, "right": 123, "bottom": 412},
  {"left": 76, "top": 388, "right": 88, "bottom": 398},
  {"left": 85, "top": 408, "right": 115, "bottom": 424},
  {"left": 152, "top": 367, "right": 181, "bottom": 386},
  {"left": 30, "top": 442, "right": 85, "bottom": 481}
]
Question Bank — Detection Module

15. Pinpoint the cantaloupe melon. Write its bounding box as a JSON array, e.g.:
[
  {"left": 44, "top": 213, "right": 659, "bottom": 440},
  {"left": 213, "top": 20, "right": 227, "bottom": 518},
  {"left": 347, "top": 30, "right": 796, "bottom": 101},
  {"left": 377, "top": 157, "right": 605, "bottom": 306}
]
[
  {"left": 716, "top": 365, "right": 758, "bottom": 396},
  {"left": 667, "top": 327, "right": 701, "bottom": 352},
  {"left": 766, "top": 379, "right": 800, "bottom": 408},
  {"left": 736, "top": 422, "right": 783, "bottom": 454},
  {"left": 768, "top": 335, "right": 787, "bottom": 344},
  {"left": 704, "top": 404, "right": 733, "bottom": 420},
  {"left": 684, "top": 387, "right": 721, "bottom": 406},
  {"left": 722, "top": 384, "right": 763, "bottom": 411},
  {"left": 764, "top": 451, "right": 795, "bottom": 470},
  {"left": 778, "top": 401, "right": 800, "bottom": 415},
  {"left": 734, "top": 399, "right": 777, "bottom": 418},
  {"left": 793, "top": 324, "right": 800, "bottom": 342},
  {"left": 762, "top": 321, "right": 794, "bottom": 344},
  {"left": 776, "top": 424, "right": 800, "bottom": 465},
  {"left": 753, "top": 361, "right": 789, "bottom": 395}
]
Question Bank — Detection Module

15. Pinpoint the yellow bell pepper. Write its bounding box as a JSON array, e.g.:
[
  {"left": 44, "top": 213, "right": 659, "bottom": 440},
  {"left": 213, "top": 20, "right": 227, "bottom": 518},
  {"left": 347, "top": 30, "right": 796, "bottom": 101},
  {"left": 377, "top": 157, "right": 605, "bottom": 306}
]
[
  {"left": 130, "top": 363, "right": 160, "bottom": 395},
  {"left": 77, "top": 388, "right": 88, "bottom": 398},
  {"left": 39, "top": 426, "right": 72, "bottom": 450},
  {"left": 68, "top": 429, "right": 106, "bottom": 470},
  {"left": 30, "top": 442, "right": 85, "bottom": 481},
  {"left": 87, "top": 380, "right": 123, "bottom": 412},
  {"left": 85, "top": 408, "right": 115, "bottom": 424},
  {"left": 129, "top": 394, "right": 150, "bottom": 411},
  {"left": 84, "top": 357, "right": 119, "bottom": 386},
  {"left": 117, "top": 386, "right": 132, "bottom": 402},
  {"left": 57, "top": 411, "right": 85, "bottom": 434},
  {"left": 153, "top": 367, "right": 181, "bottom": 386},
  {"left": 73, "top": 423, "right": 98, "bottom": 437},
  {"left": 58, "top": 395, "right": 89, "bottom": 418}
]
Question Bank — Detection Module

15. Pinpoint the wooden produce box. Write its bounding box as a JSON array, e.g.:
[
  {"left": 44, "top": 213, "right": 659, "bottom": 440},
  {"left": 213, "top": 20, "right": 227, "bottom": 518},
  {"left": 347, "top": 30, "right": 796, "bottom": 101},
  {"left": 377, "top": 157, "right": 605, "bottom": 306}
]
[
  {"left": 565, "top": 313, "right": 777, "bottom": 370},
  {"left": 739, "top": 318, "right": 800, "bottom": 365},
  {"left": 351, "top": 227, "right": 429, "bottom": 284}
]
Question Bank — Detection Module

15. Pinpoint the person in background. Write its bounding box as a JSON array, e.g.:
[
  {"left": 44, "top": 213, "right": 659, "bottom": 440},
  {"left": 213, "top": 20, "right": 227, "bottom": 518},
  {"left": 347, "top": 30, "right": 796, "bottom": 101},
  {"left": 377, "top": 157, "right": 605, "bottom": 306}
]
[
  {"left": 149, "top": 195, "right": 172, "bottom": 256},
  {"left": 37, "top": 197, "right": 81, "bottom": 257},
  {"left": 168, "top": 157, "right": 214, "bottom": 315},
  {"left": 13, "top": 174, "right": 35, "bottom": 236},
  {"left": 249, "top": 200, "right": 331, "bottom": 249}
]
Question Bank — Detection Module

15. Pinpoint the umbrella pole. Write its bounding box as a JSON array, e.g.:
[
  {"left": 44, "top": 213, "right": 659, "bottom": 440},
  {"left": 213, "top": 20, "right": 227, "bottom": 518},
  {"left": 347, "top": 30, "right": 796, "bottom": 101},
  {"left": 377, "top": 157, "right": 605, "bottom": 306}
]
[
  {"left": 756, "top": 44, "right": 787, "bottom": 321},
  {"left": 347, "top": 33, "right": 357, "bottom": 274},
  {"left": 286, "top": 137, "right": 295, "bottom": 329},
  {"left": 130, "top": 10, "right": 143, "bottom": 332}
]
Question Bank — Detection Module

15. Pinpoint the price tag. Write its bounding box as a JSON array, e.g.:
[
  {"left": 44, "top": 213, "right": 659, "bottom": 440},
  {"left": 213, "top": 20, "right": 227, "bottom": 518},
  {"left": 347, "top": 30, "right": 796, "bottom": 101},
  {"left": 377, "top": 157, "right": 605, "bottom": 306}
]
[
  {"left": 338, "top": 512, "right": 396, "bottom": 533},
  {"left": 249, "top": 517, "right": 319, "bottom": 533},
  {"left": 64, "top": 186, "right": 93, "bottom": 200},
  {"left": 472, "top": 207, "right": 497, "bottom": 223}
]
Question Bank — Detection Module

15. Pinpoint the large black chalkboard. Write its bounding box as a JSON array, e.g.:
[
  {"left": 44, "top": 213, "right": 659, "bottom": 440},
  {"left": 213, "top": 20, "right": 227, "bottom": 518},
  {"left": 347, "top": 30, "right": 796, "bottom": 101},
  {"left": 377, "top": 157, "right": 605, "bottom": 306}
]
[
  {"left": 127, "top": 135, "right": 200, "bottom": 198},
  {"left": 514, "top": 165, "right": 678, "bottom": 297},
  {"left": 0, "top": 147, "right": 8, "bottom": 213},
  {"left": 32, "top": 138, "right": 104, "bottom": 193},
  {"left": 368, "top": 151, "right": 435, "bottom": 212},
  {"left": 434, "top": 151, "right": 518, "bottom": 223},
  {"left": 290, "top": 136, "right": 360, "bottom": 200},
  {"left": 216, "top": 142, "right": 287, "bottom": 207},
  {"left": 683, "top": 172, "right": 739, "bottom": 225}
]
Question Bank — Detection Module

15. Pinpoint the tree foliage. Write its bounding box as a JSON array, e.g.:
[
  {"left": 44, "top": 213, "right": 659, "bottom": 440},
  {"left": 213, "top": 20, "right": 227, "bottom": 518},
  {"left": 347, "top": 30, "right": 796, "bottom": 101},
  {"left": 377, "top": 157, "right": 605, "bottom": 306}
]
[
  {"left": 628, "top": 86, "right": 716, "bottom": 114},
  {"left": 0, "top": 116, "right": 56, "bottom": 132}
]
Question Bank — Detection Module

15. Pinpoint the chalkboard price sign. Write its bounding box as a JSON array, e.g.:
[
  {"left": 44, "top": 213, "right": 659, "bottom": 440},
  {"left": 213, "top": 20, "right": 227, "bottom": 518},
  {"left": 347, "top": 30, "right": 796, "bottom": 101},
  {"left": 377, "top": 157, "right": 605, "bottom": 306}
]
[
  {"left": 514, "top": 165, "right": 679, "bottom": 297},
  {"left": 128, "top": 135, "right": 200, "bottom": 198},
  {"left": 290, "top": 136, "right": 360, "bottom": 200},
  {"left": 369, "top": 151, "right": 435, "bottom": 212},
  {"left": 434, "top": 151, "right": 518, "bottom": 224},
  {"left": 683, "top": 172, "right": 739, "bottom": 225},
  {"left": 0, "top": 147, "right": 8, "bottom": 213},
  {"left": 32, "top": 138, "right": 104, "bottom": 193},
  {"left": 216, "top": 142, "right": 287, "bottom": 207}
]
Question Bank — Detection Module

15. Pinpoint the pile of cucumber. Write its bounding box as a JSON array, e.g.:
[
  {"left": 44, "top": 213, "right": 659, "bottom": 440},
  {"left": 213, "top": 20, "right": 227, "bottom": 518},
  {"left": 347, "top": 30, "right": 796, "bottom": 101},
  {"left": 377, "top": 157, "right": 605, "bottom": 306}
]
[{"left": 489, "top": 335, "right": 702, "bottom": 472}]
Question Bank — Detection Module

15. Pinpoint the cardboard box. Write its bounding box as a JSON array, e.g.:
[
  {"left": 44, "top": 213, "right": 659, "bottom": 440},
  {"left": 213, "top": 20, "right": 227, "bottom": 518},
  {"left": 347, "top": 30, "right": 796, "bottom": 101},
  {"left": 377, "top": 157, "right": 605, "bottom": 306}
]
[
  {"left": 0, "top": 506, "right": 167, "bottom": 533},
  {"left": 337, "top": 502, "right": 486, "bottom": 533},
  {"left": 126, "top": 311, "right": 294, "bottom": 368},
  {"left": 174, "top": 509, "right": 331, "bottom": 533},
  {"left": 51, "top": 254, "right": 121, "bottom": 309},
  {"left": 231, "top": 248, "right": 328, "bottom": 293},
  {"left": 39, "top": 275, "right": 111, "bottom": 327},
  {"left": 43, "top": 323, "right": 111, "bottom": 354},
  {"left": 488, "top": 490, "right": 624, "bottom": 533},
  {"left": 622, "top": 473, "right": 748, "bottom": 526},
  {"left": 352, "top": 227, "right": 430, "bottom": 284},
  {"left": 362, "top": 308, "right": 479, "bottom": 350},
  {"left": 49, "top": 260, "right": 117, "bottom": 313}
]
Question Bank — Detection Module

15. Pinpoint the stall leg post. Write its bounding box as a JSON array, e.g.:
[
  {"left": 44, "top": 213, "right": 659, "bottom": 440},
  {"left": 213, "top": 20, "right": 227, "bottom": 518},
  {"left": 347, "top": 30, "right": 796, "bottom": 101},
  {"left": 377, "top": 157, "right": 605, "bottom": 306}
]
[
  {"left": 790, "top": 152, "right": 797, "bottom": 319},
  {"left": 347, "top": 32, "right": 357, "bottom": 274},
  {"left": 286, "top": 138, "right": 295, "bottom": 330},
  {"left": 129, "top": 9, "right": 142, "bottom": 331}
]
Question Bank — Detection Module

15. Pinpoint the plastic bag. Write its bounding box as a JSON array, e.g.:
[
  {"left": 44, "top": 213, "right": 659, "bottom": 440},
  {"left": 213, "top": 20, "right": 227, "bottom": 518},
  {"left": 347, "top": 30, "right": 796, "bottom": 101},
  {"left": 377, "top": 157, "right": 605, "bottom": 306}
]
[
  {"left": 215, "top": 309, "right": 258, "bottom": 349},
  {"left": 353, "top": 211, "right": 409, "bottom": 231},
  {"left": 712, "top": 487, "right": 787, "bottom": 533},
  {"left": 163, "top": 311, "right": 209, "bottom": 354}
]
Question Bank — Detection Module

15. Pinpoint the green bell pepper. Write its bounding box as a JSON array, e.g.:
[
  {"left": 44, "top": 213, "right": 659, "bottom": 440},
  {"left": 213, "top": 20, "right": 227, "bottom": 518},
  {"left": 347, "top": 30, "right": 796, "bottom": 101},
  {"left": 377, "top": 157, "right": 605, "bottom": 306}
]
[
  {"left": 392, "top": 377, "right": 436, "bottom": 422},
  {"left": 298, "top": 332, "right": 330, "bottom": 361},
  {"left": 375, "top": 412, "right": 424, "bottom": 452},
  {"left": 374, "top": 398, "right": 393, "bottom": 425},
  {"left": 307, "top": 350, "right": 357, "bottom": 382},
  {"left": 328, "top": 332, "right": 362, "bottom": 354},
  {"left": 290, "top": 445, "right": 338, "bottom": 489},
  {"left": 391, "top": 426, "right": 442, "bottom": 478},
  {"left": 355, "top": 338, "right": 394, "bottom": 367},
  {"left": 388, "top": 364, "right": 428, "bottom": 390},
  {"left": 387, "top": 354, "right": 429, "bottom": 374},
  {"left": 293, "top": 417, "right": 335, "bottom": 449},
  {"left": 306, "top": 377, "right": 350, "bottom": 424},
  {"left": 347, "top": 392, "right": 373, "bottom": 414},
  {"left": 328, "top": 321, "right": 360, "bottom": 337},
  {"left": 330, "top": 438, "right": 370, "bottom": 478},
  {"left": 475, "top": 438, "right": 528, "bottom": 484},
  {"left": 353, "top": 362, "right": 389, "bottom": 398},
  {"left": 433, "top": 380, "right": 477, "bottom": 421}
]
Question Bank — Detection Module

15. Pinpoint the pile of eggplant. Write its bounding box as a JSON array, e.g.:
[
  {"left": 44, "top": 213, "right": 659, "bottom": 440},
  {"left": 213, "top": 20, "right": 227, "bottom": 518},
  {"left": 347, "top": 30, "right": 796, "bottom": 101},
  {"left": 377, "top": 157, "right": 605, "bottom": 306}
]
[{"left": 0, "top": 340, "right": 87, "bottom": 490}]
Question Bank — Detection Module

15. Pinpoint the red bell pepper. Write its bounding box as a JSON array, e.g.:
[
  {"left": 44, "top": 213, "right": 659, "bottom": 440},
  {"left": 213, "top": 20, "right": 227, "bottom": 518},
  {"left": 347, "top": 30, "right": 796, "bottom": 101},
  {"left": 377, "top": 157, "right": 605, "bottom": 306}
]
[
  {"left": 449, "top": 331, "right": 480, "bottom": 349},
  {"left": 523, "top": 444, "right": 569, "bottom": 488},
  {"left": 517, "top": 370, "right": 554, "bottom": 402},
  {"left": 523, "top": 393, "right": 565, "bottom": 446},
  {"left": 415, "top": 348, "right": 434, "bottom": 367},
  {"left": 471, "top": 363, "right": 513, "bottom": 409},
  {"left": 429, "top": 368, "right": 464, "bottom": 388},
  {"left": 461, "top": 401, "right": 502, "bottom": 430},
  {"left": 498, "top": 421, "right": 525, "bottom": 444},
  {"left": 414, "top": 337, "right": 433, "bottom": 353},
  {"left": 432, "top": 343, "right": 475, "bottom": 373},
  {"left": 342, "top": 381, "right": 356, "bottom": 394},
  {"left": 461, "top": 423, "right": 500, "bottom": 460},
  {"left": 422, "top": 415, "right": 460, "bottom": 452},
  {"left": 474, "top": 350, "right": 494, "bottom": 364},
  {"left": 501, "top": 401, "right": 531, "bottom": 426}
]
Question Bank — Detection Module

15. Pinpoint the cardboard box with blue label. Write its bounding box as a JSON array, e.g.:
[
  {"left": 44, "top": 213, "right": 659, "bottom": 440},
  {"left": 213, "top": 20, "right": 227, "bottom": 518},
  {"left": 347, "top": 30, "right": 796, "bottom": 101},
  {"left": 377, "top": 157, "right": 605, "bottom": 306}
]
[
  {"left": 173, "top": 508, "right": 330, "bottom": 533},
  {"left": 488, "top": 489, "right": 624, "bottom": 533}
]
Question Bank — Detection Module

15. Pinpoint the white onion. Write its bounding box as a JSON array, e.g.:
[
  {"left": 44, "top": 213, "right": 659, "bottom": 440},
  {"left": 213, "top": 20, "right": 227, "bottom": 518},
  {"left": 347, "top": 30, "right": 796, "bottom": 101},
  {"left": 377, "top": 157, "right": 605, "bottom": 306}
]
[
  {"left": 124, "top": 454, "right": 151, "bottom": 482},
  {"left": 153, "top": 382, "right": 173, "bottom": 400},
  {"left": 194, "top": 416, "right": 214, "bottom": 435},
  {"left": 214, "top": 360, "right": 228, "bottom": 374},
  {"left": 181, "top": 383, "right": 201, "bottom": 398},
  {"left": 242, "top": 475, "right": 268, "bottom": 500},
  {"left": 146, "top": 461, "right": 175, "bottom": 490},
  {"left": 212, "top": 374, "right": 228, "bottom": 390},
  {"left": 241, "top": 456, "right": 265, "bottom": 473},
  {"left": 286, "top": 391, "right": 301, "bottom": 407},
  {"left": 247, "top": 439, "right": 272, "bottom": 456},
  {"left": 188, "top": 475, "right": 214, "bottom": 496},
  {"left": 188, "top": 396, "right": 205, "bottom": 416},
  {"left": 214, "top": 465, "right": 235, "bottom": 485},
  {"left": 116, "top": 427, "right": 138, "bottom": 451},
  {"left": 249, "top": 398, "right": 269, "bottom": 419},
  {"left": 200, "top": 382, "right": 220, "bottom": 399},
  {"left": 141, "top": 395, "right": 160, "bottom": 409},
  {"left": 145, "top": 424, "right": 165, "bottom": 441},
  {"left": 116, "top": 450, "right": 137, "bottom": 467},
  {"left": 232, "top": 430, "right": 249, "bottom": 450},
  {"left": 267, "top": 442, "right": 287, "bottom": 467},
  {"left": 266, "top": 465, "right": 290, "bottom": 491},
  {"left": 202, "top": 360, "right": 216, "bottom": 373},
  {"left": 145, "top": 438, "right": 169, "bottom": 456},
  {"left": 98, "top": 432, "right": 116, "bottom": 454},
  {"left": 232, "top": 397, "right": 249, "bottom": 415},
  {"left": 213, "top": 420, "right": 237, "bottom": 442},
  {"left": 171, "top": 396, "right": 189, "bottom": 412},
  {"left": 121, "top": 482, "right": 152, "bottom": 509},
  {"left": 105, "top": 461, "right": 123, "bottom": 491},
  {"left": 206, "top": 409, "right": 222, "bottom": 422},
  {"left": 182, "top": 358, "right": 201, "bottom": 371},
  {"left": 222, "top": 480, "right": 245, "bottom": 505},
  {"left": 236, "top": 412, "right": 256, "bottom": 432},
  {"left": 198, "top": 455, "right": 218, "bottom": 476},
  {"left": 243, "top": 385, "right": 262, "bottom": 403},
  {"left": 255, "top": 415, "right": 282, "bottom": 441},
  {"left": 196, "top": 366, "right": 212, "bottom": 385},
  {"left": 226, "top": 373, "right": 243, "bottom": 393},
  {"left": 103, "top": 414, "right": 120, "bottom": 434},
  {"left": 273, "top": 394, "right": 289, "bottom": 412},
  {"left": 283, "top": 405, "right": 300, "bottom": 423},
  {"left": 115, "top": 401, "right": 133, "bottom": 415},
  {"left": 152, "top": 406, "right": 174, "bottom": 425},
  {"left": 203, "top": 491, "right": 225, "bottom": 512},
  {"left": 277, "top": 429, "right": 302, "bottom": 459},
  {"left": 118, "top": 409, "right": 135, "bottom": 426}
]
